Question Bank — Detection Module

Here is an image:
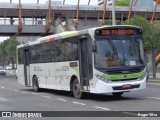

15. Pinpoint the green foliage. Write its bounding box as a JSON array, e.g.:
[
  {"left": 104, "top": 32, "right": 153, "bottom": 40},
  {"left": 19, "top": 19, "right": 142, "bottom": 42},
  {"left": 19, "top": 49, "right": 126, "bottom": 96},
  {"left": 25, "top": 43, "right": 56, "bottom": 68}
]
[
  {"left": 115, "top": 0, "right": 130, "bottom": 6},
  {"left": 5, "top": 37, "right": 20, "bottom": 57},
  {"left": 122, "top": 15, "right": 160, "bottom": 51},
  {"left": 0, "top": 37, "right": 20, "bottom": 65}
]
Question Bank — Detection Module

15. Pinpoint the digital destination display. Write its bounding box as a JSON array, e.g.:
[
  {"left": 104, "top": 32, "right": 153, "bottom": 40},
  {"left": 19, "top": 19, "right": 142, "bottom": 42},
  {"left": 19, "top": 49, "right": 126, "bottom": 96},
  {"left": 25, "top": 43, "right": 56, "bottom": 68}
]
[{"left": 95, "top": 28, "right": 142, "bottom": 36}]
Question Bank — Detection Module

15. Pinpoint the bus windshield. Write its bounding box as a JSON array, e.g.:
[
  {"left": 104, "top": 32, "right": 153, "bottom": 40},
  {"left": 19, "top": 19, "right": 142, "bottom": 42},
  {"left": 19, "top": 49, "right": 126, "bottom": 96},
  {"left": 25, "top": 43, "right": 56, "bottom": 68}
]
[{"left": 95, "top": 37, "right": 144, "bottom": 69}]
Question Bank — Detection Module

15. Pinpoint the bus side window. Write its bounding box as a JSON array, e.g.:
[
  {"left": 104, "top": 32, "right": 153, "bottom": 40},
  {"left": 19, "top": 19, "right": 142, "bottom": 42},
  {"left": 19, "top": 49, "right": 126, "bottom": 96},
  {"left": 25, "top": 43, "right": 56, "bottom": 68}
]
[
  {"left": 18, "top": 48, "right": 24, "bottom": 64},
  {"left": 65, "top": 37, "right": 78, "bottom": 61},
  {"left": 30, "top": 45, "right": 37, "bottom": 63},
  {"left": 54, "top": 40, "right": 66, "bottom": 62}
]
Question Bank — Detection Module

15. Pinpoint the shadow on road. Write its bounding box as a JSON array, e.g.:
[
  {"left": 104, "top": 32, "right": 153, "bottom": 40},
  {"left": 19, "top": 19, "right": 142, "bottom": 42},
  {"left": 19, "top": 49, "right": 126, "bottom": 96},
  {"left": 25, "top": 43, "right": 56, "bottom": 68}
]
[{"left": 21, "top": 88, "right": 145, "bottom": 102}]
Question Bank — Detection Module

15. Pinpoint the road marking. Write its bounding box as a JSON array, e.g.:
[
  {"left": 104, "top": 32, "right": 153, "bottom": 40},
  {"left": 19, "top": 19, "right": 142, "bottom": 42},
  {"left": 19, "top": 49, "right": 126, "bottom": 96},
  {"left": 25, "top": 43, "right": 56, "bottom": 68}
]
[
  {"left": 42, "top": 96, "right": 51, "bottom": 98},
  {"left": 57, "top": 98, "right": 67, "bottom": 101},
  {"left": 123, "top": 112, "right": 138, "bottom": 116},
  {"left": 0, "top": 97, "right": 10, "bottom": 101},
  {"left": 147, "top": 83, "right": 160, "bottom": 86},
  {"left": 72, "top": 102, "right": 86, "bottom": 106},
  {"left": 14, "top": 90, "right": 18, "bottom": 91},
  {"left": 22, "top": 92, "right": 28, "bottom": 94},
  {"left": 94, "top": 106, "right": 110, "bottom": 110},
  {"left": 31, "top": 93, "right": 39, "bottom": 95},
  {"left": 147, "top": 97, "right": 160, "bottom": 100},
  {"left": 8, "top": 88, "right": 13, "bottom": 90},
  {"left": 1, "top": 86, "right": 5, "bottom": 89}
]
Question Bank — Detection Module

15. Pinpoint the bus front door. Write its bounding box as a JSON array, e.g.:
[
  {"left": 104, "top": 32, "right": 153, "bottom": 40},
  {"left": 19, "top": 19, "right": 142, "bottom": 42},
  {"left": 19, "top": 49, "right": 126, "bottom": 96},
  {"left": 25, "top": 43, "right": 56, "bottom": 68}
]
[
  {"left": 24, "top": 49, "right": 31, "bottom": 87},
  {"left": 79, "top": 38, "right": 90, "bottom": 91}
]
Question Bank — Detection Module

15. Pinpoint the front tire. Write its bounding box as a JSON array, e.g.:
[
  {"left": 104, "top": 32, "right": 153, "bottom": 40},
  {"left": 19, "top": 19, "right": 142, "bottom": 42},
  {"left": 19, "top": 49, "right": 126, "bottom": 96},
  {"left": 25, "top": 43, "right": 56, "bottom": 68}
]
[
  {"left": 112, "top": 92, "right": 123, "bottom": 97},
  {"left": 72, "top": 79, "right": 83, "bottom": 99},
  {"left": 32, "top": 76, "right": 40, "bottom": 92}
]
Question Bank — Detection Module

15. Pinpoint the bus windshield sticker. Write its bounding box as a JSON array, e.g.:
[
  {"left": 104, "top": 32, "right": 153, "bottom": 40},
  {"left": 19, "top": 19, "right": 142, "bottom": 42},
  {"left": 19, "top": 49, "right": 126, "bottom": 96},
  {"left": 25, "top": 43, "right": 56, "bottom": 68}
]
[{"left": 129, "top": 61, "right": 136, "bottom": 66}]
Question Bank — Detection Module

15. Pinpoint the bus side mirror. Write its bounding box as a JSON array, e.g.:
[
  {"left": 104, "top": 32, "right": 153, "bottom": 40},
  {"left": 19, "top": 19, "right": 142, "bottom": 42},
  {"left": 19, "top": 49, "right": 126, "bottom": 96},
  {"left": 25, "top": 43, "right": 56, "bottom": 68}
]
[{"left": 92, "top": 43, "right": 96, "bottom": 52}]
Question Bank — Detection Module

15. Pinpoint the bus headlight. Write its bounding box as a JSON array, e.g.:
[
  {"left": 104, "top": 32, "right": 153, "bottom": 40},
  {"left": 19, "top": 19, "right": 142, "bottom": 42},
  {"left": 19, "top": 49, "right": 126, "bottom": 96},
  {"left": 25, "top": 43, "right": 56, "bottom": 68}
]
[
  {"left": 138, "top": 73, "right": 146, "bottom": 81},
  {"left": 95, "top": 74, "right": 110, "bottom": 83}
]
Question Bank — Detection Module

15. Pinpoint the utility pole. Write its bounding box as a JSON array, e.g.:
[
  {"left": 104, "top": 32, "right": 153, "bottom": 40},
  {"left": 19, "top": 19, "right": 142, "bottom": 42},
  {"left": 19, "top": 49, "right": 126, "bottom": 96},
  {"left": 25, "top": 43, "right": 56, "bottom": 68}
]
[
  {"left": 63, "top": 0, "right": 65, "bottom": 4},
  {"left": 76, "top": 0, "right": 80, "bottom": 30},
  {"left": 128, "top": 0, "right": 133, "bottom": 20},
  {"left": 88, "top": 0, "right": 91, "bottom": 5},
  {"left": 112, "top": 0, "right": 116, "bottom": 25},
  {"left": 102, "top": 0, "right": 107, "bottom": 26},
  {"left": 150, "top": 0, "right": 159, "bottom": 24}
]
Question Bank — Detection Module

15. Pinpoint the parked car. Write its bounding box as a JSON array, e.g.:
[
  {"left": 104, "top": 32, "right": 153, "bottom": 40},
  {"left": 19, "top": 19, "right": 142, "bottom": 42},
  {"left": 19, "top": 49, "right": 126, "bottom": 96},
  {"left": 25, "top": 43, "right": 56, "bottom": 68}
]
[
  {"left": 5, "top": 66, "right": 12, "bottom": 70},
  {"left": 0, "top": 66, "right": 6, "bottom": 75}
]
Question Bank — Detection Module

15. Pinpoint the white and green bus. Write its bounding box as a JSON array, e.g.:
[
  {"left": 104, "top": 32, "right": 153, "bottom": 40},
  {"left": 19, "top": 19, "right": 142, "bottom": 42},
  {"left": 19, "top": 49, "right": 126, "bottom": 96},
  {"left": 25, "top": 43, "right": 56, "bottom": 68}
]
[{"left": 17, "top": 25, "right": 147, "bottom": 98}]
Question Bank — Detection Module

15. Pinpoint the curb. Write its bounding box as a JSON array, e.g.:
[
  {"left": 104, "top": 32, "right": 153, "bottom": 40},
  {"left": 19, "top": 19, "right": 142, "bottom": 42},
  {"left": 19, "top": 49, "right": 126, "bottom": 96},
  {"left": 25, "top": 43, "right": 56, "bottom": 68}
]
[{"left": 148, "top": 79, "right": 160, "bottom": 84}]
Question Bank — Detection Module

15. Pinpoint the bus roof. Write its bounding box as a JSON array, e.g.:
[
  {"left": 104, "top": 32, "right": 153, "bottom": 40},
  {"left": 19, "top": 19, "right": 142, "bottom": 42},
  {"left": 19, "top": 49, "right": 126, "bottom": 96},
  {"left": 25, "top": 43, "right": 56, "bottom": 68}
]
[
  {"left": 17, "top": 25, "right": 142, "bottom": 48},
  {"left": 17, "top": 31, "right": 85, "bottom": 48}
]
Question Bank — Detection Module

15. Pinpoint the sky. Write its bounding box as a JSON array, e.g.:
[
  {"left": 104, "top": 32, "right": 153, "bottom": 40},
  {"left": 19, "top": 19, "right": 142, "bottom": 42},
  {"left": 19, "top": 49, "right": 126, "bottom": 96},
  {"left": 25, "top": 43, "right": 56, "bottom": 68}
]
[{"left": 0, "top": 0, "right": 97, "bottom": 42}]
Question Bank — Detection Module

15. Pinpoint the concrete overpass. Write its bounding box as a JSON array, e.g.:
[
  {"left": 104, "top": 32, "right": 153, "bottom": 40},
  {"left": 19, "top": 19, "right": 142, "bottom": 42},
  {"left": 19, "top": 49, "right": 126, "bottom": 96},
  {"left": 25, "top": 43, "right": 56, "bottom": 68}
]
[{"left": 0, "top": 2, "right": 160, "bottom": 36}]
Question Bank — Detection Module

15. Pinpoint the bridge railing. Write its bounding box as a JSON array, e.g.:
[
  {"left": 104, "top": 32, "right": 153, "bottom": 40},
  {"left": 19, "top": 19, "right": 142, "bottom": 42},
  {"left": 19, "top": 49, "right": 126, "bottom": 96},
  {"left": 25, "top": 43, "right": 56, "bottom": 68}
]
[{"left": 0, "top": 18, "right": 47, "bottom": 26}]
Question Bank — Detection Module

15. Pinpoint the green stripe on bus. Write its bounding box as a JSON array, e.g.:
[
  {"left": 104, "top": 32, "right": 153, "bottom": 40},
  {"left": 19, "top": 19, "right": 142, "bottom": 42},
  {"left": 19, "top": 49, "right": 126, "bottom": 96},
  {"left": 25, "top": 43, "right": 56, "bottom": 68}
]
[{"left": 102, "top": 71, "right": 144, "bottom": 80}]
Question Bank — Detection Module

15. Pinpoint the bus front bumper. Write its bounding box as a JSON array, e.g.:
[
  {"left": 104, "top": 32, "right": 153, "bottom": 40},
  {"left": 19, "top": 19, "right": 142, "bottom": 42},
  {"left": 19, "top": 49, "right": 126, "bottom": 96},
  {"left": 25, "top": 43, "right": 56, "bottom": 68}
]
[{"left": 94, "top": 76, "right": 147, "bottom": 93}]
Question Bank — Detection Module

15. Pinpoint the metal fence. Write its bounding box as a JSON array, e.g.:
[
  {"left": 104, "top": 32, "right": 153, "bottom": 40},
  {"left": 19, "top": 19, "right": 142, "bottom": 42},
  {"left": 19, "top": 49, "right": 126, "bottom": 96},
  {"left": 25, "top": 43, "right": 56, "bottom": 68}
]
[{"left": 145, "top": 49, "right": 160, "bottom": 79}]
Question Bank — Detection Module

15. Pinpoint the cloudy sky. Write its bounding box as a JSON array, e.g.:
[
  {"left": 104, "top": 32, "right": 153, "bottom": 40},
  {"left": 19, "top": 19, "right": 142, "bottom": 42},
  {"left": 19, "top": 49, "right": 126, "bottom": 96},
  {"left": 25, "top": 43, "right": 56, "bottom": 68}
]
[{"left": 0, "top": 0, "right": 97, "bottom": 42}]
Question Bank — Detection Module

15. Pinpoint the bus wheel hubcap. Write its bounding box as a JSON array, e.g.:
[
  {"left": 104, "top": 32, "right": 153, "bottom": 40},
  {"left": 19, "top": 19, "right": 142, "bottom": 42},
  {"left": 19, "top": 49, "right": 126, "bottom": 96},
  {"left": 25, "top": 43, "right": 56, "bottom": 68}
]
[
  {"left": 34, "top": 81, "right": 37, "bottom": 90},
  {"left": 75, "top": 84, "right": 80, "bottom": 94}
]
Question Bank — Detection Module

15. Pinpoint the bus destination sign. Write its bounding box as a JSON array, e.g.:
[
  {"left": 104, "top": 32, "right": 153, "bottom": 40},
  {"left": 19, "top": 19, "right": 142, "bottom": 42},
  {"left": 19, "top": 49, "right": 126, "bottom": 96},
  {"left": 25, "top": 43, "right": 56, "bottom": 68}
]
[{"left": 96, "top": 28, "right": 142, "bottom": 36}]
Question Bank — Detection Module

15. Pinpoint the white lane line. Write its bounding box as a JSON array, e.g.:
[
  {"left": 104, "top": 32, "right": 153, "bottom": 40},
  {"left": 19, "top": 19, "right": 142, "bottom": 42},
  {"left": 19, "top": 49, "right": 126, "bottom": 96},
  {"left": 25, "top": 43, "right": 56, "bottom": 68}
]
[
  {"left": 1, "top": 86, "right": 5, "bottom": 89},
  {"left": 72, "top": 102, "right": 86, "bottom": 106},
  {"left": 8, "top": 88, "right": 13, "bottom": 90},
  {"left": 31, "top": 93, "right": 39, "bottom": 95},
  {"left": 57, "top": 98, "right": 67, "bottom": 101},
  {"left": 147, "top": 97, "right": 160, "bottom": 100},
  {"left": 42, "top": 96, "right": 51, "bottom": 98},
  {"left": 123, "top": 112, "right": 138, "bottom": 116},
  {"left": 147, "top": 83, "right": 160, "bottom": 86},
  {"left": 94, "top": 106, "right": 110, "bottom": 110},
  {"left": 14, "top": 90, "right": 18, "bottom": 91},
  {"left": 22, "top": 92, "right": 28, "bottom": 94},
  {"left": 0, "top": 97, "right": 10, "bottom": 101}
]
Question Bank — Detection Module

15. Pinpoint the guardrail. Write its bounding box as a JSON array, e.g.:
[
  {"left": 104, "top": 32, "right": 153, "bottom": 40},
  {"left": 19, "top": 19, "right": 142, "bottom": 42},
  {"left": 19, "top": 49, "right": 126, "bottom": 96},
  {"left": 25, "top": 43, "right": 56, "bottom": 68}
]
[{"left": 0, "top": 18, "right": 47, "bottom": 26}]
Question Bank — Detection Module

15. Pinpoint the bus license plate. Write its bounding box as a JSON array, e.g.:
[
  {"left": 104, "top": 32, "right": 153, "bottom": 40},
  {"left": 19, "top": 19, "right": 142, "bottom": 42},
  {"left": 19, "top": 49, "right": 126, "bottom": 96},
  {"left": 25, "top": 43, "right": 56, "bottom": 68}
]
[{"left": 122, "top": 84, "right": 131, "bottom": 89}]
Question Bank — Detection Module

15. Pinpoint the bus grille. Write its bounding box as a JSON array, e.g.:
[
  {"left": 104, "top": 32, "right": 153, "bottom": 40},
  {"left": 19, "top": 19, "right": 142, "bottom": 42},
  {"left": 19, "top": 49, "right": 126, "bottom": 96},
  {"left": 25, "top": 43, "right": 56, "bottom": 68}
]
[{"left": 107, "top": 68, "right": 143, "bottom": 75}]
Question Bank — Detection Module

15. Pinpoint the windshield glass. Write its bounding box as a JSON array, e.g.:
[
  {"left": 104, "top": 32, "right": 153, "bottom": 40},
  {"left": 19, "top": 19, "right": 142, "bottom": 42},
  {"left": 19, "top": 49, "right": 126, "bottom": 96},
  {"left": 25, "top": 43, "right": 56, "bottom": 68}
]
[{"left": 95, "top": 37, "right": 144, "bottom": 69}]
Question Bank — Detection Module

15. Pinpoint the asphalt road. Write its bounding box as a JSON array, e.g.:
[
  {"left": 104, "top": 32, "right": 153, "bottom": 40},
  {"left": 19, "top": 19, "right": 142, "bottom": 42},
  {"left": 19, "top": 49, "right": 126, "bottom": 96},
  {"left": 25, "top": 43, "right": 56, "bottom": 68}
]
[{"left": 0, "top": 72, "right": 160, "bottom": 120}]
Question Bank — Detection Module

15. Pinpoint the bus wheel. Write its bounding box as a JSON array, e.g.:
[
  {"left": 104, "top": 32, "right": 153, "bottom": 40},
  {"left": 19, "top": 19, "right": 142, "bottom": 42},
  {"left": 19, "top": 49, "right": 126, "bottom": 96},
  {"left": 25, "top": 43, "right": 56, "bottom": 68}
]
[
  {"left": 112, "top": 92, "right": 123, "bottom": 97},
  {"left": 33, "top": 76, "right": 40, "bottom": 92},
  {"left": 72, "top": 79, "right": 83, "bottom": 99}
]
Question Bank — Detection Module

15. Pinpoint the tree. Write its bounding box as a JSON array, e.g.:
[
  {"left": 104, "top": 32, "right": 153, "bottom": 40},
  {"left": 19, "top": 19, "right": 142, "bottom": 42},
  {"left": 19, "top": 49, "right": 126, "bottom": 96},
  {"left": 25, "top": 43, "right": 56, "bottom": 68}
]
[
  {"left": 115, "top": 0, "right": 130, "bottom": 6},
  {"left": 0, "top": 37, "right": 20, "bottom": 68},
  {"left": 6, "top": 37, "right": 20, "bottom": 69},
  {"left": 122, "top": 15, "right": 160, "bottom": 51}
]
